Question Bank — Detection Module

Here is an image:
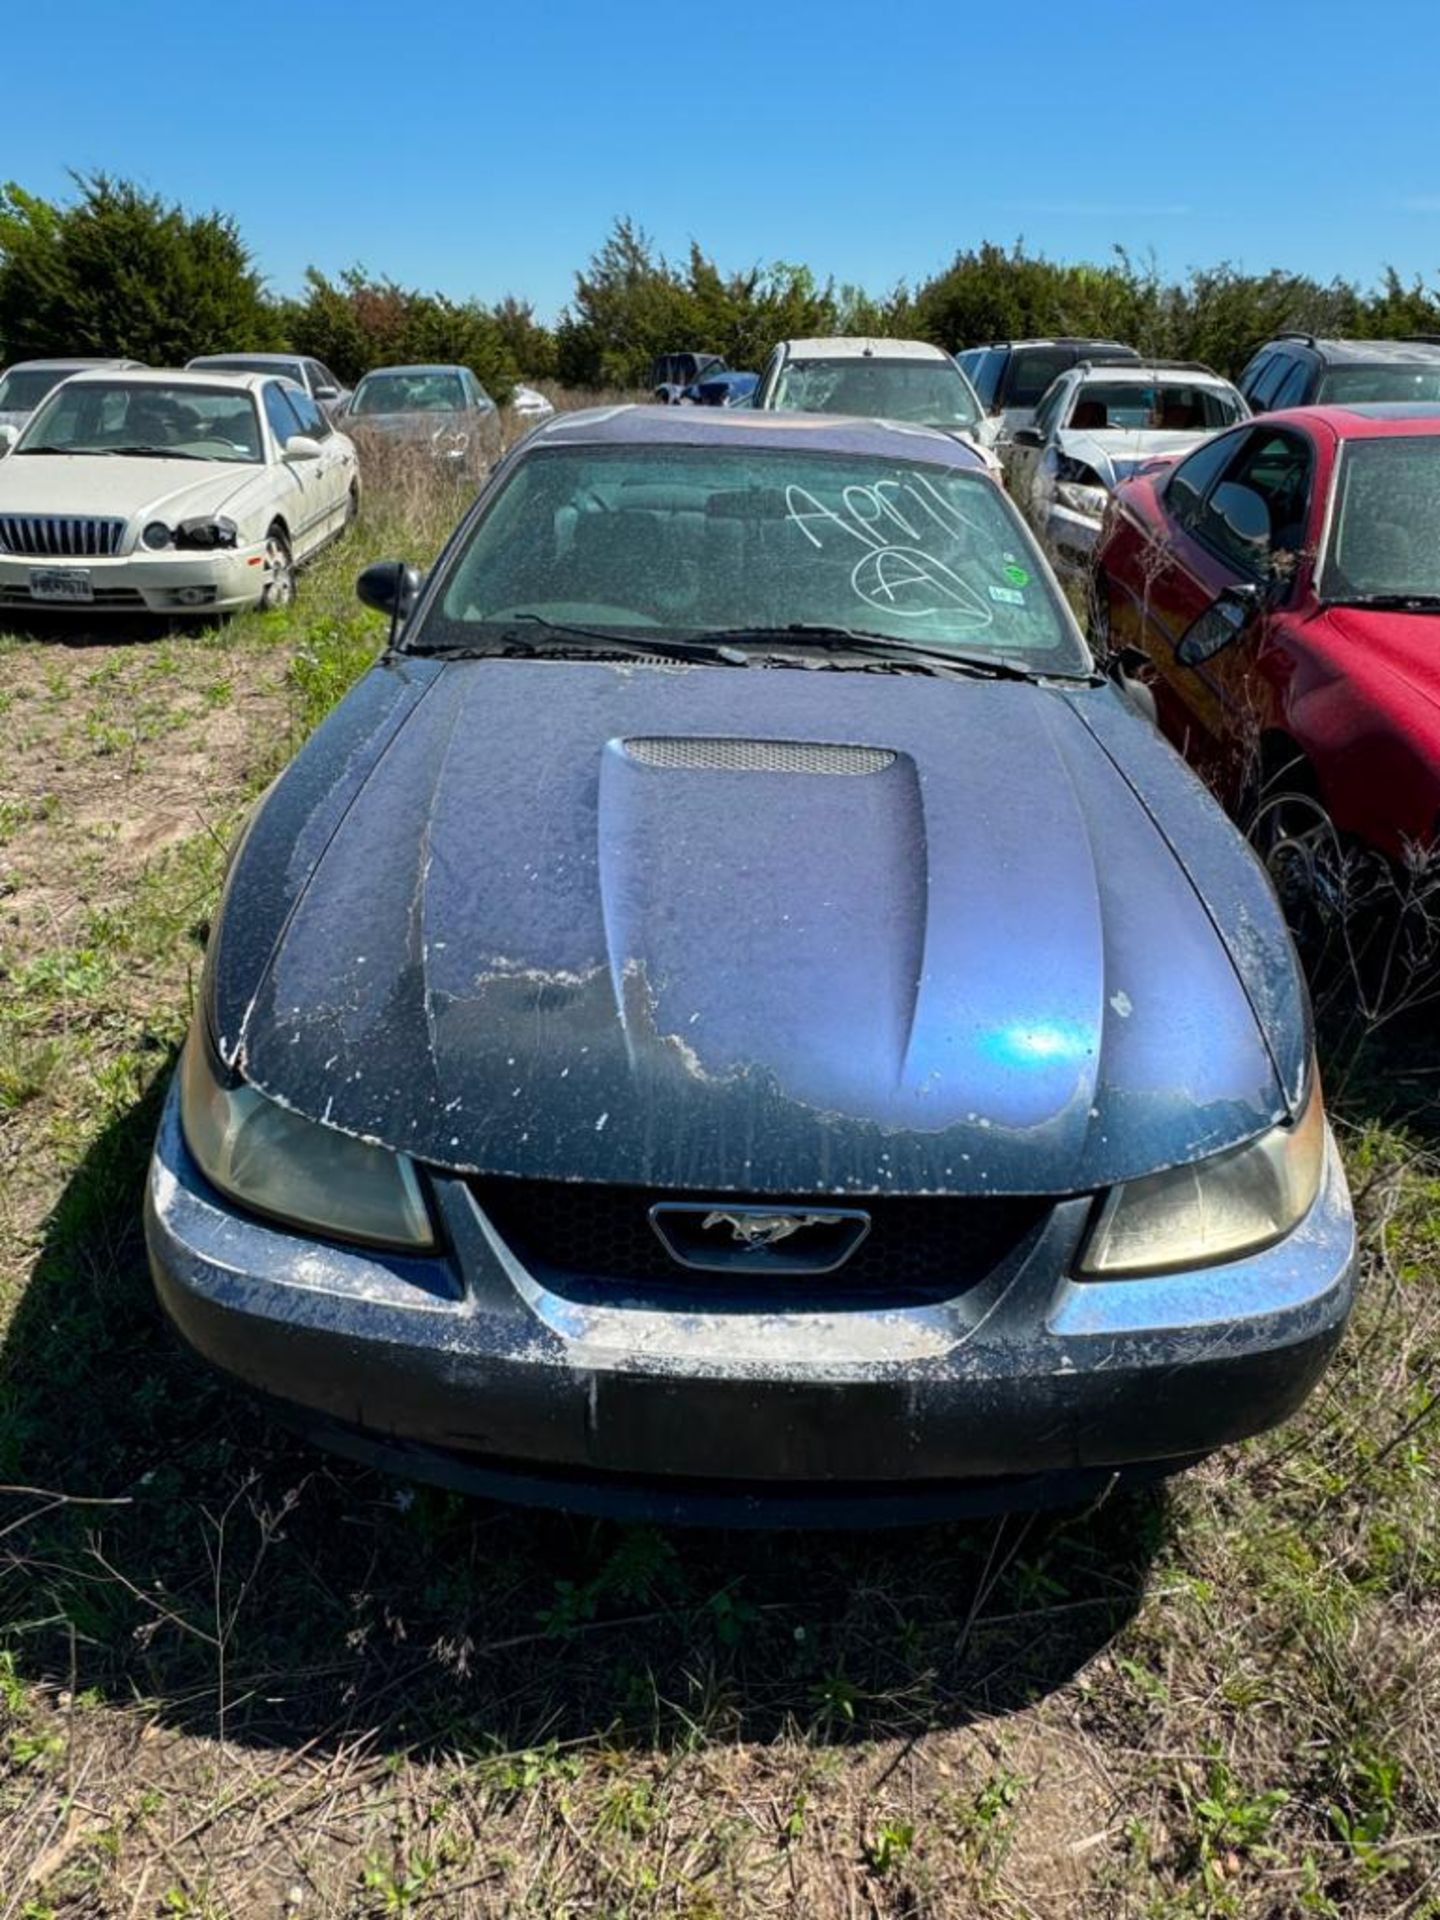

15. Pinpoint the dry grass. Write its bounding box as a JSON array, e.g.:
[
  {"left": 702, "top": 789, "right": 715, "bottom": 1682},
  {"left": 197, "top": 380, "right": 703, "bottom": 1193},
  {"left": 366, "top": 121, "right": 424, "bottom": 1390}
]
[{"left": 0, "top": 426, "right": 1437, "bottom": 1917}]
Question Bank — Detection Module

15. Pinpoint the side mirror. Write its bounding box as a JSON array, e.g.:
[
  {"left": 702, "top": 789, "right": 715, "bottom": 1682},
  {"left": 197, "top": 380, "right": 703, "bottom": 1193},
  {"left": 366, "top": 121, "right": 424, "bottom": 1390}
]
[
  {"left": 1105, "top": 645, "right": 1160, "bottom": 726},
  {"left": 1176, "top": 583, "right": 1260, "bottom": 667},
  {"left": 313, "top": 385, "right": 340, "bottom": 402},
  {"left": 283, "top": 435, "right": 322, "bottom": 463},
  {"left": 0, "top": 424, "right": 17, "bottom": 456},
  {"left": 1012, "top": 426, "right": 1044, "bottom": 448},
  {"left": 356, "top": 559, "right": 423, "bottom": 622}
]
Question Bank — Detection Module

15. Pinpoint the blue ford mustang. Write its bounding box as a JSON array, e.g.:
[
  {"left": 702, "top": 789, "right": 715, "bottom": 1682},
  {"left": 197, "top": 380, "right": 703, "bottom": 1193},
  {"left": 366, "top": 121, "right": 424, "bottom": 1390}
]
[{"left": 145, "top": 406, "right": 1355, "bottom": 1525}]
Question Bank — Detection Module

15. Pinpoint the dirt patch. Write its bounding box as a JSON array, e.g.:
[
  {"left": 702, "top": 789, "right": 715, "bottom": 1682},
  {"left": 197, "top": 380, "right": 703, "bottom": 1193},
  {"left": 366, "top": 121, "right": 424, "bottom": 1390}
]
[{"left": 0, "top": 632, "right": 288, "bottom": 970}]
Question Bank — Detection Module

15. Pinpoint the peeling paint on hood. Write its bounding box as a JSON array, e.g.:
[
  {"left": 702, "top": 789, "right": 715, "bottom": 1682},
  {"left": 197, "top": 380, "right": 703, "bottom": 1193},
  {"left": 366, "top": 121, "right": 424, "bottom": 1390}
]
[{"left": 210, "top": 655, "right": 1298, "bottom": 1197}]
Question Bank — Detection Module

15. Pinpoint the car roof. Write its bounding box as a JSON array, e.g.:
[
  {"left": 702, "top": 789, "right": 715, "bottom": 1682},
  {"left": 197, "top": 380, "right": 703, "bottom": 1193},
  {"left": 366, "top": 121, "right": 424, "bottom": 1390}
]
[
  {"left": 528, "top": 402, "right": 987, "bottom": 467},
  {"left": 779, "top": 336, "right": 952, "bottom": 362},
  {"left": 982, "top": 337, "right": 1138, "bottom": 353},
  {"left": 1260, "top": 335, "right": 1440, "bottom": 366},
  {"left": 188, "top": 352, "right": 303, "bottom": 366},
  {"left": 1263, "top": 402, "right": 1440, "bottom": 439},
  {"left": 62, "top": 367, "right": 275, "bottom": 394},
  {"left": 1072, "top": 362, "right": 1234, "bottom": 386},
  {"left": 6, "top": 357, "right": 140, "bottom": 372},
  {"left": 355, "top": 364, "right": 468, "bottom": 378}
]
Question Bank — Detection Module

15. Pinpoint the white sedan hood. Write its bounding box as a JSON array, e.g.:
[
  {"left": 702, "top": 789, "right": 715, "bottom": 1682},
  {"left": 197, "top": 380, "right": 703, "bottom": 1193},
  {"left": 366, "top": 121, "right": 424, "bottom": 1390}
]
[
  {"left": 1056, "top": 426, "right": 1213, "bottom": 488},
  {"left": 0, "top": 455, "right": 265, "bottom": 542}
]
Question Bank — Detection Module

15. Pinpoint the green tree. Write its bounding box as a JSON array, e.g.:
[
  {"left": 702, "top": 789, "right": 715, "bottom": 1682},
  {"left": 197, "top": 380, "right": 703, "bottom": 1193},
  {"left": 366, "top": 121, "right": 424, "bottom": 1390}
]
[
  {"left": 0, "top": 173, "right": 280, "bottom": 363},
  {"left": 283, "top": 267, "right": 518, "bottom": 400}
]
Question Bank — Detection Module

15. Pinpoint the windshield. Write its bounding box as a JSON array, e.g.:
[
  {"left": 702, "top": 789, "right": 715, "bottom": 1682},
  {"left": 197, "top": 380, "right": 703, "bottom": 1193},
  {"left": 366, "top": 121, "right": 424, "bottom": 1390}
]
[
  {"left": 17, "top": 381, "right": 262, "bottom": 462},
  {"left": 1066, "top": 380, "right": 1245, "bottom": 433},
  {"left": 351, "top": 372, "right": 466, "bottom": 416},
  {"left": 773, "top": 358, "right": 980, "bottom": 431},
  {"left": 1317, "top": 365, "right": 1440, "bottom": 405},
  {"left": 195, "top": 356, "right": 298, "bottom": 382},
  {"left": 0, "top": 367, "right": 75, "bottom": 414},
  {"left": 1317, "top": 435, "right": 1440, "bottom": 602},
  {"left": 423, "top": 443, "right": 1088, "bottom": 672}
]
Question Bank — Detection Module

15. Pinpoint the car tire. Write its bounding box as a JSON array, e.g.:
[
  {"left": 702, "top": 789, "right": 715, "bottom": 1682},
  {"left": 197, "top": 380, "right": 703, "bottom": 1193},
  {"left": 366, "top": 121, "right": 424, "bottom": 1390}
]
[
  {"left": 1247, "top": 767, "right": 1346, "bottom": 952},
  {"left": 260, "top": 528, "right": 296, "bottom": 612}
]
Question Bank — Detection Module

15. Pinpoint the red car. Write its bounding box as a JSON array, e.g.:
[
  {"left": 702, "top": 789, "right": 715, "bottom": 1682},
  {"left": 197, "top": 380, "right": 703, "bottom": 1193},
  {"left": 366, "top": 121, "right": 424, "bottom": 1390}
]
[{"left": 1094, "top": 404, "right": 1440, "bottom": 913}]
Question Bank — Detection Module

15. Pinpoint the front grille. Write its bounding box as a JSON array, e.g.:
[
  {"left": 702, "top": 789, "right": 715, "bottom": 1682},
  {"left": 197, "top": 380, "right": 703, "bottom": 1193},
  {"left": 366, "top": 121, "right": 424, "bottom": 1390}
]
[
  {"left": 470, "top": 1176, "right": 1049, "bottom": 1303},
  {"left": 624, "top": 737, "right": 895, "bottom": 776},
  {"left": 0, "top": 514, "right": 126, "bottom": 557}
]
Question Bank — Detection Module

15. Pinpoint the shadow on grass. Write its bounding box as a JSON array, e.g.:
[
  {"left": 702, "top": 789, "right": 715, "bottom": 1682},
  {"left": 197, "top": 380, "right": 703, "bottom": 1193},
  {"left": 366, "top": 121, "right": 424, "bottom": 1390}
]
[
  {"left": 0, "top": 1071, "right": 1165, "bottom": 1759},
  {"left": 0, "top": 608, "right": 187, "bottom": 646}
]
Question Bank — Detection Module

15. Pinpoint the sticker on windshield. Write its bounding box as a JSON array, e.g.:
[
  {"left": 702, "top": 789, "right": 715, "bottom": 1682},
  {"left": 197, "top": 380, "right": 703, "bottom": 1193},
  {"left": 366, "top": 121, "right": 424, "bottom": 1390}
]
[
  {"left": 988, "top": 584, "right": 1025, "bottom": 606},
  {"left": 1003, "top": 563, "right": 1030, "bottom": 587}
]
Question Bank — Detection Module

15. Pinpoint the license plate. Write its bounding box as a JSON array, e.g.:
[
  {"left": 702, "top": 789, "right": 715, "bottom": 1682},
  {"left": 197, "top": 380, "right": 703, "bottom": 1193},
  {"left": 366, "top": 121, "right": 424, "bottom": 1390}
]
[{"left": 29, "top": 568, "right": 93, "bottom": 603}]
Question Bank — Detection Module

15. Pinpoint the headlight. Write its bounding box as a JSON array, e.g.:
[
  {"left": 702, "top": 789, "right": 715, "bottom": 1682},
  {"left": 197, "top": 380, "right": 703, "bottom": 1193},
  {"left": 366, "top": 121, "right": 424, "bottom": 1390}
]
[
  {"left": 175, "top": 515, "right": 239, "bottom": 551},
  {"left": 433, "top": 427, "right": 469, "bottom": 455},
  {"left": 1055, "top": 481, "right": 1110, "bottom": 518},
  {"left": 1078, "top": 1078, "right": 1326, "bottom": 1277},
  {"left": 179, "top": 1020, "right": 435, "bottom": 1250},
  {"left": 142, "top": 521, "right": 173, "bottom": 550}
]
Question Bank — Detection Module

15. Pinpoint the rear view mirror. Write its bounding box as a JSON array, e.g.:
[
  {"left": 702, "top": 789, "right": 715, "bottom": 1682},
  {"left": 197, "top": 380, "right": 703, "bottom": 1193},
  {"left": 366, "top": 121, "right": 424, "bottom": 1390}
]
[
  {"left": 356, "top": 559, "right": 423, "bottom": 623},
  {"left": 1176, "top": 583, "right": 1260, "bottom": 667}
]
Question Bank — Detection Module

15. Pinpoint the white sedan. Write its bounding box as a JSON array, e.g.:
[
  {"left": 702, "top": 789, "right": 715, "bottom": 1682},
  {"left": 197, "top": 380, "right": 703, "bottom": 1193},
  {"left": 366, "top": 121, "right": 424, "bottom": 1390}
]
[{"left": 0, "top": 368, "right": 359, "bottom": 615}]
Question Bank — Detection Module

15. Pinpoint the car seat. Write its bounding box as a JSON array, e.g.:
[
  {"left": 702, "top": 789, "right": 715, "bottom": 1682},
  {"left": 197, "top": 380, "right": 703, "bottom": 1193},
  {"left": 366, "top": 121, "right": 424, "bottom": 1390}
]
[{"left": 1070, "top": 398, "right": 1108, "bottom": 430}]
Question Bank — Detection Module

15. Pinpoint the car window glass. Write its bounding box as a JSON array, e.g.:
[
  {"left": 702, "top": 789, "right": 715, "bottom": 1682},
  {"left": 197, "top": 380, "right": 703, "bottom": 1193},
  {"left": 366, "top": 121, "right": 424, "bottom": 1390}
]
[
  {"left": 1247, "top": 351, "right": 1296, "bottom": 412},
  {"left": 1194, "top": 429, "right": 1313, "bottom": 575},
  {"left": 431, "top": 444, "right": 1089, "bottom": 670},
  {"left": 969, "top": 348, "right": 1005, "bottom": 409},
  {"left": 263, "top": 382, "right": 306, "bottom": 447},
  {"left": 19, "top": 379, "right": 262, "bottom": 463},
  {"left": 1316, "top": 364, "right": 1440, "bottom": 404},
  {"left": 284, "top": 385, "right": 331, "bottom": 441},
  {"left": 1033, "top": 379, "right": 1069, "bottom": 438},
  {"left": 770, "top": 358, "right": 979, "bottom": 428},
  {"left": 1239, "top": 350, "right": 1274, "bottom": 400},
  {"left": 1005, "top": 349, "right": 1071, "bottom": 409},
  {"left": 1271, "top": 360, "right": 1312, "bottom": 408},
  {"left": 1165, "top": 432, "right": 1240, "bottom": 531},
  {"left": 1318, "top": 435, "right": 1440, "bottom": 600}
]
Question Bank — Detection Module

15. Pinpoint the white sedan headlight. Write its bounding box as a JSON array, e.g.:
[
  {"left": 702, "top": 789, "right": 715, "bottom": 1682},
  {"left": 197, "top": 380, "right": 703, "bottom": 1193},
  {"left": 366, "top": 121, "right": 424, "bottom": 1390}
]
[
  {"left": 179, "top": 1019, "right": 434, "bottom": 1250},
  {"left": 1079, "top": 1080, "right": 1326, "bottom": 1277}
]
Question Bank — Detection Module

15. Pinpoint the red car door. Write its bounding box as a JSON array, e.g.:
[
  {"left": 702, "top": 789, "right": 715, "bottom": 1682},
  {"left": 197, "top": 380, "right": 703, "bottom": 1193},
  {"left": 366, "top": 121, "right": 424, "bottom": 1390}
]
[{"left": 1118, "top": 424, "right": 1321, "bottom": 801}]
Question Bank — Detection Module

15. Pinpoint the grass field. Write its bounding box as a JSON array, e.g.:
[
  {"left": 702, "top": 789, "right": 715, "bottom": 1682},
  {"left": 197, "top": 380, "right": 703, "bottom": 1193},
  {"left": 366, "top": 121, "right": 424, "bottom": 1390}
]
[{"left": 0, "top": 412, "right": 1437, "bottom": 1918}]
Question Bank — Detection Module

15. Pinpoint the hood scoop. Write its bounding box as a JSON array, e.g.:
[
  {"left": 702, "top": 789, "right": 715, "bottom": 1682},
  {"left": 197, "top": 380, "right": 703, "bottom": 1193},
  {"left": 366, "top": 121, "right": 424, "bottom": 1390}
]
[{"left": 622, "top": 736, "right": 896, "bottom": 775}]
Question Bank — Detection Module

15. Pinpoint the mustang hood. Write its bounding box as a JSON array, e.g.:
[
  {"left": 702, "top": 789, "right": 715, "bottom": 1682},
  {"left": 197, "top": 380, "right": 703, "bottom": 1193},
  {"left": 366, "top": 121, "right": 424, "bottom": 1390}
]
[
  {"left": 223, "top": 660, "right": 1291, "bottom": 1197},
  {"left": 0, "top": 454, "right": 263, "bottom": 543}
]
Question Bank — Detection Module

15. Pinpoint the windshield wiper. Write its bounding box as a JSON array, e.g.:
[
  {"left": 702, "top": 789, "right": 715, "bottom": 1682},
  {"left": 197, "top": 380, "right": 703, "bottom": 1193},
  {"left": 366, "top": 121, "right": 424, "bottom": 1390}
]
[
  {"left": 404, "top": 614, "right": 752, "bottom": 667},
  {"left": 695, "top": 624, "right": 1067, "bottom": 681},
  {"left": 1326, "top": 592, "right": 1440, "bottom": 611},
  {"left": 106, "top": 445, "right": 209, "bottom": 461}
]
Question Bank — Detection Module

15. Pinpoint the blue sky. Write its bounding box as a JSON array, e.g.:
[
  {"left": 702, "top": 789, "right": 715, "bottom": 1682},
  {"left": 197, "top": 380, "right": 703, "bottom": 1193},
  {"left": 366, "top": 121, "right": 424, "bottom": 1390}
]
[{"left": 5, "top": 0, "right": 1437, "bottom": 321}]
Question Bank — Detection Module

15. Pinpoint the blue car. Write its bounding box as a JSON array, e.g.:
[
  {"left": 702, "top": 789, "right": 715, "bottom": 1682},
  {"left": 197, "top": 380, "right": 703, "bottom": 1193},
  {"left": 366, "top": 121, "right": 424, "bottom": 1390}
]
[{"left": 145, "top": 408, "right": 1355, "bottom": 1525}]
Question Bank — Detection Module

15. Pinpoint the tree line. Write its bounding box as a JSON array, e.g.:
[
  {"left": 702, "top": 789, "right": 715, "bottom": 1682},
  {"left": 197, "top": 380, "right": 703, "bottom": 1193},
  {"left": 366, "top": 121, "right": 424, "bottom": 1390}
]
[{"left": 4, "top": 174, "right": 1440, "bottom": 402}]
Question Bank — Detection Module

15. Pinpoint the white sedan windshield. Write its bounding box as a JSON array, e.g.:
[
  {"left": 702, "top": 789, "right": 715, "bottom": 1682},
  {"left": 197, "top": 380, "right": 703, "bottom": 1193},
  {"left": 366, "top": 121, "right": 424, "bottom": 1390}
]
[{"left": 19, "top": 382, "right": 262, "bottom": 463}]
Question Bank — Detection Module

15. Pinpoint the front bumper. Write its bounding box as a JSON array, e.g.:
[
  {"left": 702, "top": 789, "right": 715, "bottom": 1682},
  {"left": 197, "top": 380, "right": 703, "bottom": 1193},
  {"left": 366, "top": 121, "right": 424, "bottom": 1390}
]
[
  {"left": 145, "top": 1082, "right": 1357, "bottom": 1523},
  {"left": 0, "top": 543, "right": 269, "bottom": 614},
  {"left": 1041, "top": 500, "right": 1103, "bottom": 577}
]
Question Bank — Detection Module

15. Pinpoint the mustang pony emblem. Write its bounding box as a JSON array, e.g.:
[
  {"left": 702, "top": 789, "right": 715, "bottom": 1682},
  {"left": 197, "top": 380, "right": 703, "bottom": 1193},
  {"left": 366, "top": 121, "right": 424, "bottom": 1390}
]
[{"left": 700, "top": 1211, "right": 833, "bottom": 1248}]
